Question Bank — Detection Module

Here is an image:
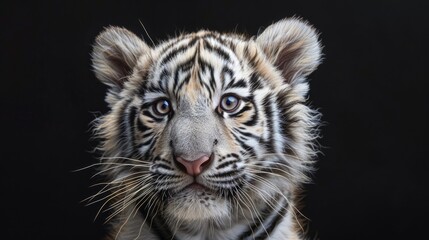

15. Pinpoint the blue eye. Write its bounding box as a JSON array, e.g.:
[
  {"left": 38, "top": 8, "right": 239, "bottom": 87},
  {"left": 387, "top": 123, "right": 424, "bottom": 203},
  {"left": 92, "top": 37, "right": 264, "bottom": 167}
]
[
  {"left": 153, "top": 99, "right": 171, "bottom": 116},
  {"left": 220, "top": 95, "right": 240, "bottom": 112}
]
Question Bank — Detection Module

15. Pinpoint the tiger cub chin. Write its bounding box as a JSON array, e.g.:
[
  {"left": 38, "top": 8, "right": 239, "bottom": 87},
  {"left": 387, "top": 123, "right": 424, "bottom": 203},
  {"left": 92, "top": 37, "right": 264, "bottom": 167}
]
[{"left": 90, "top": 17, "right": 322, "bottom": 240}]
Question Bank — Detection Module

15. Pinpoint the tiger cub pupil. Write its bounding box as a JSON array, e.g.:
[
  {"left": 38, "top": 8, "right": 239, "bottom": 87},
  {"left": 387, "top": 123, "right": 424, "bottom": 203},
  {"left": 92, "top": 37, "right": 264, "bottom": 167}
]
[
  {"left": 220, "top": 95, "right": 240, "bottom": 112},
  {"left": 91, "top": 18, "right": 322, "bottom": 240},
  {"left": 153, "top": 99, "right": 171, "bottom": 116}
]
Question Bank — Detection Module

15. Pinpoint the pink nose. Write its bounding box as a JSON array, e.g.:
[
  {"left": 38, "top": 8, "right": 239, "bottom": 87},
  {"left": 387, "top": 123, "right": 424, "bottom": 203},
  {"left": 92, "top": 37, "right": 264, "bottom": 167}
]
[{"left": 175, "top": 155, "right": 211, "bottom": 176}]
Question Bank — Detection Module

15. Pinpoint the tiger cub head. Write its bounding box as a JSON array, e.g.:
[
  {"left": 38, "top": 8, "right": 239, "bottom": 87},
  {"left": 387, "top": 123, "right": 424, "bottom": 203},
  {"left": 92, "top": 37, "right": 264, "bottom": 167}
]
[{"left": 91, "top": 18, "right": 321, "bottom": 228}]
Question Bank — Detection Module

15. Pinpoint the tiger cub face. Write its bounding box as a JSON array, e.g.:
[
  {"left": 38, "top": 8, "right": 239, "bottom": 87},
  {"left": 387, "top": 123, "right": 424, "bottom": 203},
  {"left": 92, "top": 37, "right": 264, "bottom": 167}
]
[{"left": 91, "top": 18, "right": 321, "bottom": 238}]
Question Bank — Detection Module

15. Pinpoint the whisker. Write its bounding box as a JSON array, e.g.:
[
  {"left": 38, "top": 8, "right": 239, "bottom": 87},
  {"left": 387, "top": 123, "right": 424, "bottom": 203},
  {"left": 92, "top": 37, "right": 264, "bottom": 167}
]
[
  {"left": 138, "top": 19, "right": 155, "bottom": 47},
  {"left": 246, "top": 174, "right": 308, "bottom": 230},
  {"left": 84, "top": 173, "right": 151, "bottom": 204}
]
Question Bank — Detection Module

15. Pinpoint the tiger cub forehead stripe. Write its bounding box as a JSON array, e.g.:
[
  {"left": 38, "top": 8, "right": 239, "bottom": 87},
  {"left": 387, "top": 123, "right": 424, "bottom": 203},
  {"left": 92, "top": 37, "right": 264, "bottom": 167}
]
[
  {"left": 147, "top": 36, "right": 247, "bottom": 105},
  {"left": 90, "top": 18, "right": 322, "bottom": 240}
]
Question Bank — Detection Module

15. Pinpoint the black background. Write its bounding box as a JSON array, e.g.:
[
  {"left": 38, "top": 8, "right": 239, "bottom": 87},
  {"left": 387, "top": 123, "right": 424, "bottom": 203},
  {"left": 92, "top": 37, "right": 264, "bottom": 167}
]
[{"left": 3, "top": 0, "right": 428, "bottom": 239}]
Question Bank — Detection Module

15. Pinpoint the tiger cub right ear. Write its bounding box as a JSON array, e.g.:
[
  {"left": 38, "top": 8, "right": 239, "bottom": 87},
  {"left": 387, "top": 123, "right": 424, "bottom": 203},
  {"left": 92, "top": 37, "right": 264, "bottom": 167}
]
[
  {"left": 256, "top": 18, "right": 322, "bottom": 88},
  {"left": 91, "top": 26, "right": 150, "bottom": 91}
]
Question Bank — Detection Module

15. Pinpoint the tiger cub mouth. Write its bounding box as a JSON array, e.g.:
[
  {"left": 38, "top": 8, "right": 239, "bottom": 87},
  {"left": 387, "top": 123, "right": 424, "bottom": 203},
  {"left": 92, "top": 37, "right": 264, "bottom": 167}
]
[
  {"left": 185, "top": 182, "right": 210, "bottom": 191},
  {"left": 175, "top": 179, "right": 215, "bottom": 197}
]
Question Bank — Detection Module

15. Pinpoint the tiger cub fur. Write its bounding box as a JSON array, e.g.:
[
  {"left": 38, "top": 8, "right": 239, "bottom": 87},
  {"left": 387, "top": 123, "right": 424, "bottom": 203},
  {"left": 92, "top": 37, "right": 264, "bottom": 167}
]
[{"left": 90, "top": 18, "right": 322, "bottom": 240}]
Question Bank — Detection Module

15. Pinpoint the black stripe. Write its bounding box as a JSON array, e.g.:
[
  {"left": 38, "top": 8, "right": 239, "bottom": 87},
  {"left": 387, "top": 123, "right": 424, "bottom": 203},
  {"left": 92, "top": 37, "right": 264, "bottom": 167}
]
[
  {"left": 140, "top": 101, "right": 153, "bottom": 109},
  {"left": 173, "top": 59, "right": 192, "bottom": 91},
  {"left": 135, "top": 61, "right": 152, "bottom": 95},
  {"left": 238, "top": 201, "right": 274, "bottom": 239},
  {"left": 229, "top": 79, "right": 248, "bottom": 89},
  {"left": 180, "top": 58, "right": 194, "bottom": 72},
  {"left": 155, "top": 163, "right": 174, "bottom": 171},
  {"left": 208, "top": 62, "right": 217, "bottom": 92},
  {"left": 229, "top": 105, "right": 252, "bottom": 118},
  {"left": 159, "top": 34, "right": 191, "bottom": 52},
  {"left": 255, "top": 199, "right": 289, "bottom": 240},
  {"left": 243, "top": 99, "right": 258, "bottom": 126},
  {"left": 127, "top": 106, "right": 138, "bottom": 155},
  {"left": 249, "top": 73, "right": 264, "bottom": 92},
  {"left": 231, "top": 131, "right": 256, "bottom": 158},
  {"left": 172, "top": 64, "right": 180, "bottom": 94},
  {"left": 174, "top": 73, "right": 191, "bottom": 97},
  {"left": 224, "top": 77, "right": 236, "bottom": 89},
  {"left": 243, "top": 114, "right": 258, "bottom": 127},
  {"left": 202, "top": 40, "right": 231, "bottom": 62},
  {"left": 137, "top": 119, "right": 149, "bottom": 132},
  {"left": 117, "top": 99, "right": 133, "bottom": 156},
  {"left": 145, "top": 84, "right": 164, "bottom": 93},
  {"left": 221, "top": 66, "right": 234, "bottom": 90},
  {"left": 159, "top": 37, "right": 199, "bottom": 66},
  {"left": 222, "top": 66, "right": 234, "bottom": 78},
  {"left": 262, "top": 95, "right": 275, "bottom": 153},
  {"left": 139, "top": 203, "right": 177, "bottom": 240},
  {"left": 159, "top": 68, "right": 170, "bottom": 90},
  {"left": 127, "top": 106, "right": 137, "bottom": 129},
  {"left": 141, "top": 110, "right": 164, "bottom": 123},
  {"left": 203, "top": 33, "right": 229, "bottom": 45},
  {"left": 198, "top": 71, "right": 213, "bottom": 100},
  {"left": 147, "top": 135, "right": 160, "bottom": 157},
  {"left": 216, "top": 159, "right": 241, "bottom": 170},
  {"left": 197, "top": 58, "right": 216, "bottom": 99},
  {"left": 208, "top": 169, "right": 241, "bottom": 178},
  {"left": 143, "top": 135, "right": 159, "bottom": 159},
  {"left": 142, "top": 131, "right": 153, "bottom": 138},
  {"left": 140, "top": 137, "right": 155, "bottom": 147},
  {"left": 234, "top": 127, "right": 260, "bottom": 140},
  {"left": 172, "top": 56, "right": 195, "bottom": 94},
  {"left": 277, "top": 89, "right": 304, "bottom": 144},
  {"left": 198, "top": 58, "right": 215, "bottom": 76},
  {"left": 238, "top": 195, "right": 289, "bottom": 240}
]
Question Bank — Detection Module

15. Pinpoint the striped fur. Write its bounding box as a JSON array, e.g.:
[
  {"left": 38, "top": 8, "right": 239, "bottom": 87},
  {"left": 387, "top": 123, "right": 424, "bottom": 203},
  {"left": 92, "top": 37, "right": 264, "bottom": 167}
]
[{"left": 90, "top": 18, "right": 322, "bottom": 240}]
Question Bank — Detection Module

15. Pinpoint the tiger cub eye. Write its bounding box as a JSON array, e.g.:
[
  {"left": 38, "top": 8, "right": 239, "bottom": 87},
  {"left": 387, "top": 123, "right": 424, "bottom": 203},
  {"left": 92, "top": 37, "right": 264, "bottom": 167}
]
[
  {"left": 153, "top": 99, "right": 171, "bottom": 116},
  {"left": 220, "top": 95, "right": 240, "bottom": 113}
]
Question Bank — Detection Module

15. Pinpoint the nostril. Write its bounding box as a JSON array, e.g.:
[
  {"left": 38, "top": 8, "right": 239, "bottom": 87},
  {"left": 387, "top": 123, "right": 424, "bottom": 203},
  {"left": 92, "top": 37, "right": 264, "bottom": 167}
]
[
  {"left": 201, "top": 153, "right": 214, "bottom": 169},
  {"left": 174, "top": 154, "right": 212, "bottom": 176},
  {"left": 175, "top": 157, "right": 188, "bottom": 173}
]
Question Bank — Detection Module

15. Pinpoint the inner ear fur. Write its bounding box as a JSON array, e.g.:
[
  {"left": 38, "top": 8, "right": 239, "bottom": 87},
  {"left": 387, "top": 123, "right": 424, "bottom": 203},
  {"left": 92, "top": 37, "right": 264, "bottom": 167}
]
[
  {"left": 256, "top": 18, "right": 322, "bottom": 86},
  {"left": 91, "top": 26, "right": 150, "bottom": 90}
]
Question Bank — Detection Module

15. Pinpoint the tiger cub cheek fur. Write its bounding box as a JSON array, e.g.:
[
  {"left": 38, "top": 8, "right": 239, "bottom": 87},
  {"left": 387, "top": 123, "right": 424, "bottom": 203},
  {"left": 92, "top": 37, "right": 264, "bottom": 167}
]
[{"left": 91, "top": 18, "right": 321, "bottom": 240}]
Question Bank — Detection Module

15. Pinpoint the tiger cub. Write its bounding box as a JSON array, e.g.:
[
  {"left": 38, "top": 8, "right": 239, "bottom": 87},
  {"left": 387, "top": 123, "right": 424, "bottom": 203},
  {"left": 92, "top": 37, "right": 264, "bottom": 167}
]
[{"left": 90, "top": 18, "right": 322, "bottom": 240}]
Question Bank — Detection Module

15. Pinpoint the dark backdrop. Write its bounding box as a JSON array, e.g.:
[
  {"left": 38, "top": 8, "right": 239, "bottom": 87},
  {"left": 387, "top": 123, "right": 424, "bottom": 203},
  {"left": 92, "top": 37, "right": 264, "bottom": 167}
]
[{"left": 3, "top": 0, "right": 428, "bottom": 239}]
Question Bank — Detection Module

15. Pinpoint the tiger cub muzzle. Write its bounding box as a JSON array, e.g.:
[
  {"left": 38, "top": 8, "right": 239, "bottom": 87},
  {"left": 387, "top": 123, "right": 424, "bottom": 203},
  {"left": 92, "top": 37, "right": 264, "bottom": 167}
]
[
  {"left": 166, "top": 97, "right": 232, "bottom": 190},
  {"left": 170, "top": 106, "right": 217, "bottom": 173}
]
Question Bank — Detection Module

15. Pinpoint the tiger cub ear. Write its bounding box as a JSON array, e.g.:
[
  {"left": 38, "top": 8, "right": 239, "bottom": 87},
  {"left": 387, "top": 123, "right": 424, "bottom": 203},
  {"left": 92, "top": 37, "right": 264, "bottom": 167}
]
[
  {"left": 256, "top": 18, "right": 322, "bottom": 87},
  {"left": 91, "top": 26, "right": 150, "bottom": 90}
]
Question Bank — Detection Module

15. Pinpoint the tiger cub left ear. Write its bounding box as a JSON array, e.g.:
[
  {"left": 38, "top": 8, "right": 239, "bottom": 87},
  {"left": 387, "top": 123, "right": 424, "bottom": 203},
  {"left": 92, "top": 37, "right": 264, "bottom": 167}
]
[
  {"left": 256, "top": 18, "right": 322, "bottom": 87},
  {"left": 91, "top": 26, "right": 150, "bottom": 91}
]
